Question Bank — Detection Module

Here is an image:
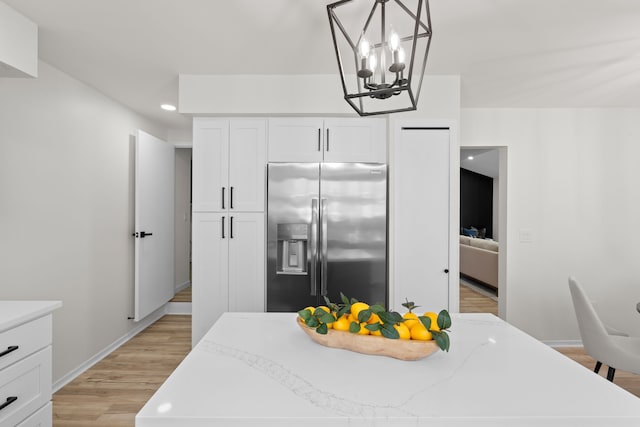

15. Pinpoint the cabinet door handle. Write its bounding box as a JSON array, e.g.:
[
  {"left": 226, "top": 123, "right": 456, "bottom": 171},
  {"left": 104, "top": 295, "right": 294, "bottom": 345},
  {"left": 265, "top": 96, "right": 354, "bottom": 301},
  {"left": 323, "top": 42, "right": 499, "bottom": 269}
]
[
  {"left": 230, "top": 187, "right": 234, "bottom": 209},
  {"left": 0, "top": 397, "right": 17, "bottom": 412},
  {"left": 221, "top": 216, "right": 226, "bottom": 239},
  {"left": 230, "top": 216, "right": 234, "bottom": 239},
  {"left": 0, "top": 346, "right": 18, "bottom": 358},
  {"left": 317, "top": 128, "right": 321, "bottom": 151},
  {"left": 326, "top": 128, "right": 330, "bottom": 151},
  {"left": 221, "top": 187, "right": 226, "bottom": 210}
]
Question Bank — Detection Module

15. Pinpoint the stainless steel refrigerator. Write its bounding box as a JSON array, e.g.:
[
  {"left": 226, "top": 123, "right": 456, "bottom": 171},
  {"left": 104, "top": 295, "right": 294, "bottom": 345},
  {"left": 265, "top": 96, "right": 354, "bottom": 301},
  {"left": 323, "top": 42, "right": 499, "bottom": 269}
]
[{"left": 267, "top": 162, "right": 387, "bottom": 311}]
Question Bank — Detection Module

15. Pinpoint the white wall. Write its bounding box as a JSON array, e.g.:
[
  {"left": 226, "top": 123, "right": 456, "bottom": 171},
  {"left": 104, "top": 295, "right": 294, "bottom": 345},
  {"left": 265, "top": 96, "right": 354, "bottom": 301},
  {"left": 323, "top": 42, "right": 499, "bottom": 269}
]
[
  {"left": 0, "top": 60, "right": 167, "bottom": 382},
  {"left": 175, "top": 148, "right": 191, "bottom": 290},
  {"left": 461, "top": 108, "right": 640, "bottom": 342},
  {"left": 0, "top": 1, "right": 37, "bottom": 78}
]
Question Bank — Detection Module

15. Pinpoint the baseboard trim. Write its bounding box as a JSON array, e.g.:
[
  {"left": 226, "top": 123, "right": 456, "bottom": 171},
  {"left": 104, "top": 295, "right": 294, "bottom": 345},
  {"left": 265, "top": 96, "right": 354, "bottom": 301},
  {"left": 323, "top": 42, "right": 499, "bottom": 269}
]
[
  {"left": 543, "top": 340, "right": 582, "bottom": 347},
  {"left": 174, "top": 280, "right": 191, "bottom": 293},
  {"left": 52, "top": 305, "right": 168, "bottom": 393},
  {"left": 166, "top": 301, "right": 192, "bottom": 315}
]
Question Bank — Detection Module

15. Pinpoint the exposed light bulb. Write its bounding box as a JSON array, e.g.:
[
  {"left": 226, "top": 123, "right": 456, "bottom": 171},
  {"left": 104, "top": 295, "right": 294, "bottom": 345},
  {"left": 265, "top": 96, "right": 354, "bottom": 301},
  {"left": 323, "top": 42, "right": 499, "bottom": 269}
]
[
  {"left": 389, "top": 30, "right": 400, "bottom": 51},
  {"left": 398, "top": 47, "right": 405, "bottom": 64},
  {"left": 369, "top": 54, "right": 377, "bottom": 72},
  {"left": 359, "top": 38, "right": 370, "bottom": 58}
]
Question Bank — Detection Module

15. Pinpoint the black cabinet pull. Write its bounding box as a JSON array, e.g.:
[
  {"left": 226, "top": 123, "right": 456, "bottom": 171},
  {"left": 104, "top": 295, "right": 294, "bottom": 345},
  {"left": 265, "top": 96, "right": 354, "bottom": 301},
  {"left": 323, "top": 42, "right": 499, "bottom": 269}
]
[
  {"left": 221, "top": 187, "right": 226, "bottom": 209},
  {"left": 221, "top": 216, "right": 225, "bottom": 239},
  {"left": 0, "top": 346, "right": 18, "bottom": 358},
  {"left": 230, "top": 187, "right": 234, "bottom": 209},
  {"left": 230, "top": 216, "right": 234, "bottom": 239},
  {"left": 326, "top": 128, "right": 330, "bottom": 151},
  {"left": 317, "top": 128, "right": 321, "bottom": 151},
  {"left": 0, "top": 397, "right": 17, "bottom": 412},
  {"left": 444, "top": 269, "right": 449, "bottom": 273}
]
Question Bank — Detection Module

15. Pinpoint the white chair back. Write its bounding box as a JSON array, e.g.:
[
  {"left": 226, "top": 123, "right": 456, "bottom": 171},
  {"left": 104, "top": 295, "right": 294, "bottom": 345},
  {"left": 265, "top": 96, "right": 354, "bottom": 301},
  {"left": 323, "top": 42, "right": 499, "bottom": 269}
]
[{"left": 568, "top": 277, "right": 611, "bottom": 362}]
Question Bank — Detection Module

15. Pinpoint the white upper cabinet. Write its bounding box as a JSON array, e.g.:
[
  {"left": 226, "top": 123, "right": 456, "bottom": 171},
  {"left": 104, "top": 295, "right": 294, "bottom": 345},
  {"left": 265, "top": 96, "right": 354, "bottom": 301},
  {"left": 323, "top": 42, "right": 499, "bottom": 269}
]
[
  {"left": 193, "top": 118, "right": 266, "bottom": 212},
  {"left": 268, "top": 118, "right": 386, "bottom": 163}
]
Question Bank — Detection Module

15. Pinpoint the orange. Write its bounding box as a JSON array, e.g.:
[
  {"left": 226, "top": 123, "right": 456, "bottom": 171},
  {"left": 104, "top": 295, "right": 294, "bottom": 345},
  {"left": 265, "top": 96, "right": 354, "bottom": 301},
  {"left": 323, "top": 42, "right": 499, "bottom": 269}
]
[
  {"left": 423, "top": 312, "right": 440, "bottom": 331},
  {"left": 410, "top": 323, "right": 433, "bottom": 341},
  {"left": 393, "top": 323, "right": 411, "bottom": 340},
  {"left": 333, "top": 315, "right": 350, "bottom": 332},
  {"left": 402, "top": 312, "right": 419, "bottom": 329}
]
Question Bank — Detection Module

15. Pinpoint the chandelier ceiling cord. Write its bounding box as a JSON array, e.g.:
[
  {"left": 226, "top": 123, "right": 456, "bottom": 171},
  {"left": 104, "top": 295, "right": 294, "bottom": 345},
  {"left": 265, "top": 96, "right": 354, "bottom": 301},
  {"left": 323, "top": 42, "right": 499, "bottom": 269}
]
[{"left": 327, "top": 0, "right": 433, "bottom": 116}]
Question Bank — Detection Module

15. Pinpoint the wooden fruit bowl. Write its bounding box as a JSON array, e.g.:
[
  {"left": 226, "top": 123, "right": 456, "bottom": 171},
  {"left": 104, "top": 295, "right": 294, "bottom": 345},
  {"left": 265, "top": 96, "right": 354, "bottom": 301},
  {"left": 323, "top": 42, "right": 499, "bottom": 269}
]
[{"left": 297, "top": 318, "right": 439, "bottom": 361}]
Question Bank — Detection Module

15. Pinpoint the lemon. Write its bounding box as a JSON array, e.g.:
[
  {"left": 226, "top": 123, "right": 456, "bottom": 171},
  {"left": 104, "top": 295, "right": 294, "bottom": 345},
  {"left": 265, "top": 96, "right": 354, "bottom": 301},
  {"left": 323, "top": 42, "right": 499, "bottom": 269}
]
[
  {"left": 402, "top": 312, "right": 419, "bottom": 329},
  {"left": 367, "top": 313, "right": 381, "bottom": 324},
  {"left": 354, "top": 322, "right": 370, "bottom": 335},
  {"left": 410, "top": 323, "right": 433, "bottom": 341},
  {"left": 423, "top": 312, "right": 440, "bottom": 331},
  {"left": 350, "top": 302, "right": 370, "bottom": 321},
  {"left": 393, "top": 323, "right": 411, "bottom": 340},
  {"left": 333, "top": 315, "right": 350, "bottom": 332}
]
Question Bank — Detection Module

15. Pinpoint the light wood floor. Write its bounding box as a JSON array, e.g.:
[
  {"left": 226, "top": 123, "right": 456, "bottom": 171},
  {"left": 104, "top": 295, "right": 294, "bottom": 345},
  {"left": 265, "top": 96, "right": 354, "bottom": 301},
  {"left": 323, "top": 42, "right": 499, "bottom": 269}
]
[
  {"left": 459, "top": 282, "right": 498, "bottom": 316},
  {"left": 170, "top": 285, "right": 191, "bottom": 302},
  {"left": 53, "top": 315, "right": 191, "bottom": 427},
  {"left": 53, "top": 311, "right": 640, "bottom": 426}
]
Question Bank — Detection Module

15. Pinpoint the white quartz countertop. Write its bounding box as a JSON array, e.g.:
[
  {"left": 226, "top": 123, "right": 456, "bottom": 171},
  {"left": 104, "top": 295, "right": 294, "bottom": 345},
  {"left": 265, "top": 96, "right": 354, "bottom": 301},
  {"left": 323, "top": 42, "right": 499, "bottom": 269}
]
[
  {"left": 0, "top": 300, "right": 62, "bottom": 333},
  {"left": 136, "top": 312, "right": 640, "bottom": 426}
]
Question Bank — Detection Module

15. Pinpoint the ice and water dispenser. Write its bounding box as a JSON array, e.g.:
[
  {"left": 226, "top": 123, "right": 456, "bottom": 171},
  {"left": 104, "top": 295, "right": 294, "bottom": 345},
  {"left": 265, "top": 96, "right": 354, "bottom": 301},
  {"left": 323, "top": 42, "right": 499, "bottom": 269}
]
[{"left": 276, "top": 223, "right": 309, "bottom": 275}]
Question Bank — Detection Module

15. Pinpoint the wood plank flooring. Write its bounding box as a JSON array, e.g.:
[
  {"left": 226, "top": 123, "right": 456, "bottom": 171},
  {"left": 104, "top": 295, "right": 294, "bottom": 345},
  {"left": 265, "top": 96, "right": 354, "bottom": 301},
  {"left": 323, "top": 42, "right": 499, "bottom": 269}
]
[
  {"left": 459, "top": 282, "right": 498, "bottom": 316},
  {"left": 53, "top": 315, "right": 191, "bottom": 427},
  {"left": 170, "top": 285, "right": 191, "bottom": 302},
  {"left": 53, "top": 310, "right": 640, "bottom": 426}
]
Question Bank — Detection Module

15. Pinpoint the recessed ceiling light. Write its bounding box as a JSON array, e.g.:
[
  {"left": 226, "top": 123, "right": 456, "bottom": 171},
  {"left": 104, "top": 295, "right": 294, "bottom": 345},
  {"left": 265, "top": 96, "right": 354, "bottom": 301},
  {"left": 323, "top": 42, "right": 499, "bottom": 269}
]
[
  {"left": 467, "top": 156, "right": 474, "bottom": 160},
  {"left": 161, "top": 104, "right": 176, "bottom": 111}
]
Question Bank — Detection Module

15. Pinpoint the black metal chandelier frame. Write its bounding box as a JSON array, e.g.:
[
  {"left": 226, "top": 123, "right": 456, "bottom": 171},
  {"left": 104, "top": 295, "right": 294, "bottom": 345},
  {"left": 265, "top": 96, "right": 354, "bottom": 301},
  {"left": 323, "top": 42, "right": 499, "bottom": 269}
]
[{"left": 327, "top": 0, "right": 432, "bottom": 116}]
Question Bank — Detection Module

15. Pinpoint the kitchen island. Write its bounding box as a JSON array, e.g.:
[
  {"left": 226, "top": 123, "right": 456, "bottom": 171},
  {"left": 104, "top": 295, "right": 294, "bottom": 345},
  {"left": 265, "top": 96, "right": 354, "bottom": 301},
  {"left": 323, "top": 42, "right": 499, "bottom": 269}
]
[{"left": 136, "top": 312, "right": 640, "bottom": 426}]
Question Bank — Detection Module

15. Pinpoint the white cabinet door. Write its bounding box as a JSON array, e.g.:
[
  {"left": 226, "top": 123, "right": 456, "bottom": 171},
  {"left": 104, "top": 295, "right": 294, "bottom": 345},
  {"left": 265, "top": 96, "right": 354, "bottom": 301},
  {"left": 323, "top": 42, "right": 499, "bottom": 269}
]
[
  {"left": 393, "top": 127, "right": 450, "bottom": 312},
  {"left": 267, "top": 118, "right": 324, "bottom": 162},
  {"left": 229, "top": 120, "right": 266, "bottom": 212},
  {"left": 324, "top": 118, "right": 386, "bottom": 163},
  {"left": 228, "top": 213, "right": 265, "bottom": 312},
  {"left": 193, "top": 119, "right": 229, "bottom": 212},
  {"left": 192, "top": 212, "right": 229, "bottom": 346}
]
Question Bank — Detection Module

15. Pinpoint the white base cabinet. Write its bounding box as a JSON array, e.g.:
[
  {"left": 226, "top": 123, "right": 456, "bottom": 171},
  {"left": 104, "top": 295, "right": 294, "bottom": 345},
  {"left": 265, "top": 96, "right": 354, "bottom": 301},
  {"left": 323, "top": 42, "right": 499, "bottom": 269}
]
[
  {"left": 0, "top": 301, "right": 61, "bottom": 427},
  {"left": 192, "top": 212, "right": 265, "bottom": 346}
]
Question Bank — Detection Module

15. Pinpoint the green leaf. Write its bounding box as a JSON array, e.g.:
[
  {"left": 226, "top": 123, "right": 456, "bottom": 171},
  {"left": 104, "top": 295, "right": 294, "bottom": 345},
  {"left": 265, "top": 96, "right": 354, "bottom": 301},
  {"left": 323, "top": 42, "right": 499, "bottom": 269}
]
[
  {"left": 316, "top": 323, "right": 328, "bottom": 335},
  {"left": 380, "top": 323, "right": 399, "bottom": 339},
  {"left": 378, "top": 311, "right": 403, "bottom": 325},
  {"left": 323, "top": 295, "right": 332, "bottom": 307},
  {"left": 298, "top": 309, "right": 312, "bottom": 321},
  {"left": 318, "top": 311, "right": 335, "bottom": 324},
  {"left": 306, "top": 317, "right": 319, "bottom": 328},
  {"left": 418, "top": 315, "right": 432, "bottom": 330},
  {"left": 358, "top": 308, "right": 372, "bottom": 323},
  {"left": 365, "top": 322, "right": 380, "bottom": 332},
  {"left": 337, "top": 306, "right": 350, "bottom": 317},
  {"left": 340, "top": 292, "right": 350, "bottom": 305},
  {"left": 349, "top": 321, "right": 361, "bottom": 333},
  {"left": 437, "top": 310, "right": 452, "bottom": 330},
  {"left": 432, "top": 330, "right": 450, "bottom": 352},
  {"left": 401, "top": 298, "right": 420, "bottom": 312},
  {"left": 350, "top": 297, "right": 359, "bottom": 304},
  {"left": 370, "top": 304, "right": 385, "bottom": 314}
]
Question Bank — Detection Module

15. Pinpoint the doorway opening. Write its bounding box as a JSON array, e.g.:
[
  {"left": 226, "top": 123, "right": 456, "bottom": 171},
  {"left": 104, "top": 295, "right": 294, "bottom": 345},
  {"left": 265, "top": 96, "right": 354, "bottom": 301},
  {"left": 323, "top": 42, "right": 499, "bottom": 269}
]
[
  {"left": 171, "top": 147, "right": 193, "bottom": 304},
  {"left": 459, "top": 147, "right": 507, "bottom": 319}
]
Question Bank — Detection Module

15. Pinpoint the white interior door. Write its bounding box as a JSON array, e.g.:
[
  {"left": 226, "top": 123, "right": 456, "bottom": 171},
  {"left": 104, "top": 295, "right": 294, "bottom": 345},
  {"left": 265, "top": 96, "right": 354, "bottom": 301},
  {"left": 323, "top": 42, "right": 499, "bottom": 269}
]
[
  {"left": 134, "top": 130, "right": 175, "bottom": 321},
  {"left": 393, "top": 127, "right": 451, "bottom": 312}
]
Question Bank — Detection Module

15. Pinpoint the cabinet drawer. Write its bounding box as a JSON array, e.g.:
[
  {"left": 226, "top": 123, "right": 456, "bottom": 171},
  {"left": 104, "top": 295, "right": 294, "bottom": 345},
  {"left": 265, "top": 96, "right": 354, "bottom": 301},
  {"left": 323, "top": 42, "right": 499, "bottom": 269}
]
[
  {"left": 16, "top": 402, "right": 51, "bottom": 427},
  {"left": 0, "top": 347, "right": 51, "bottom": 427},
  {"left": 0, "top": 316, "right": 52, "bottom": 371}
]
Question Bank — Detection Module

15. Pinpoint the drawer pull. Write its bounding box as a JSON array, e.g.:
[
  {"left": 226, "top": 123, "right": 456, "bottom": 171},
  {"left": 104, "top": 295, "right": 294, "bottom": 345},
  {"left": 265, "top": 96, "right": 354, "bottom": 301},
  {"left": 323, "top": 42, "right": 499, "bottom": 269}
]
[
  {"left": 0, "top": 345, "right": 18, "bottom": 358},
  {"left": 0, "top": 396, "right": 17, "bottom": 411}
]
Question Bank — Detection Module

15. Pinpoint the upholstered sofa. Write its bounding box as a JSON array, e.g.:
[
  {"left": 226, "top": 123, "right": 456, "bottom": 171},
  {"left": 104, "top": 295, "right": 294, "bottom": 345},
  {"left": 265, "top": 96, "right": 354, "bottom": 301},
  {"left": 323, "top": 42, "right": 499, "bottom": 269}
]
[{"left": 459, "top": 235, "right": 499, "bottom": 290}]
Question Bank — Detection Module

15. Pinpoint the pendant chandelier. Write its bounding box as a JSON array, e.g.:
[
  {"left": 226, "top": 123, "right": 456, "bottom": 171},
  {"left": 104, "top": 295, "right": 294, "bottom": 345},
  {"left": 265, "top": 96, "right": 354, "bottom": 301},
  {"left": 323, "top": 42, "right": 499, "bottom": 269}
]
[{"left": 327, "top": 0, "right": 433, "bottom": 116}]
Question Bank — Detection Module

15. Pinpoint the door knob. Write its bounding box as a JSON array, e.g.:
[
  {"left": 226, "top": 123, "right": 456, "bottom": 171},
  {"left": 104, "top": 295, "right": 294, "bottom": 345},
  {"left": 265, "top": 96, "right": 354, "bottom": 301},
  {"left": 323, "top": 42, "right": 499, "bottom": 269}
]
[{"left": 132, "top": 231, "right": 153, "bottom": 238}]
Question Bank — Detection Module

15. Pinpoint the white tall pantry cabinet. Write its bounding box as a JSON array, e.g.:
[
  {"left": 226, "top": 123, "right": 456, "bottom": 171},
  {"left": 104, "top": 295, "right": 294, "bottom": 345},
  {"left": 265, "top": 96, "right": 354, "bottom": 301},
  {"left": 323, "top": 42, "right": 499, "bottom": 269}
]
[{"left": 192, "top": 118, "right": 266, "bottom": 346}]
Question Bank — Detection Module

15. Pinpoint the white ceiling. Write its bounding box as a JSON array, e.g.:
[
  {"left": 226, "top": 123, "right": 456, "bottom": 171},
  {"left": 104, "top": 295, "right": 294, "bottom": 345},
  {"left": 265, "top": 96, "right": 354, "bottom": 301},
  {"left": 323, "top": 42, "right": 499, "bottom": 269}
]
[{"left": 5, "top": 0, "right": 640, "bottom": 133}]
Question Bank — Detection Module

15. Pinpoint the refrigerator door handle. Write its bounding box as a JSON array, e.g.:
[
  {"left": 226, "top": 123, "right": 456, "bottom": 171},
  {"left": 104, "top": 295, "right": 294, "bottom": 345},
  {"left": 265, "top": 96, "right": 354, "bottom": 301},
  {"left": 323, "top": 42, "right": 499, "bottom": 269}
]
[
  {"left": 320, "top": 198, "right": 328, "bottom": 296},
  {"left": 310, "top": 198, "right": 319, "bottom": 296}
]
